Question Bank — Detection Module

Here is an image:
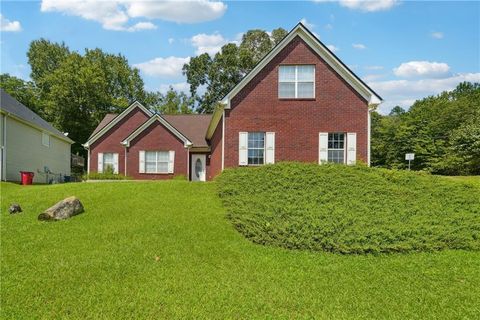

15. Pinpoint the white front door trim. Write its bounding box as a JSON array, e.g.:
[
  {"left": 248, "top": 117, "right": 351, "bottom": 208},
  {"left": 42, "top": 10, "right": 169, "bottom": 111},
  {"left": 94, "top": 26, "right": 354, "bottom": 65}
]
[{"left": 191, "top": 154, "right": 206, "bottom": 182}]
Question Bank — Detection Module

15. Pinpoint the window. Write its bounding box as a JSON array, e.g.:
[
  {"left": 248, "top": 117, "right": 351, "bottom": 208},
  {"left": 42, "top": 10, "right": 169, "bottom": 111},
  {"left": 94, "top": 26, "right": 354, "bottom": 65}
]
[
  {"left": 103, "top": 153, "right": 116, "bottom": 173},
  {"left": 328, "top": 133, "right": 345, "bottom": 163},
  {"left": 145, "top": 151, "right": 169, "bottom": 173},
  {"left": 248, "top": 132, "right": 265, "bottom": 165},
  {"left": 41, "top": 133, "right": 50, "bottom": 147},
  {"left": 279, "top": 65, "right": 315, "bottom": 98}
]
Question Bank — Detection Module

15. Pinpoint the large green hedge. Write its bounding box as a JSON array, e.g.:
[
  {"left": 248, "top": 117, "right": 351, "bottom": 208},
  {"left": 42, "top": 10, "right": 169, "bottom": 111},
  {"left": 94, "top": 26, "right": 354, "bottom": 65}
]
[{"left": 217, "top": 162, "right": 480, "bottom": 254}]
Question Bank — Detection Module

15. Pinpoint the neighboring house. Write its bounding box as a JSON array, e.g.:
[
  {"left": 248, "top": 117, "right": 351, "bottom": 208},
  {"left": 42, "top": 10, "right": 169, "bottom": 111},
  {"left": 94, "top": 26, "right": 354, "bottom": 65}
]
[
  {"left": 0, "top": 89, "right": 74, "bottom": 183},
  {"left": 84, "top": 22, "right": 382, "bottom": 181}
]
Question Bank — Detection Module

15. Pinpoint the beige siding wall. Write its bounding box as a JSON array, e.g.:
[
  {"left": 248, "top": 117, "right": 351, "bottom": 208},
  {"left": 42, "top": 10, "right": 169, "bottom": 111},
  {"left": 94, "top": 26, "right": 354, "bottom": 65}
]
[
  {"left": 0, "top": 114, "right": 4, "bottom": 180},
  {"left": 4, "top": 116, "right": 71, "bottom": 183}
]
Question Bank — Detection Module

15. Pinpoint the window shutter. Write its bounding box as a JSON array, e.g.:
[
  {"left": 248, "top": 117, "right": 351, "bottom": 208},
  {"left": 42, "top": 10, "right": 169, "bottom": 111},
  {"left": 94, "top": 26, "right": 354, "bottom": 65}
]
[
  {"left": 97, "top": 153, "right": 104, "bottom": 173},
  {"left": 239, "top": 132, "right": 248, "bottom": 166},
  {"left": 318, "top": 133, "right": 328, "bottom": 164},
  {"left": 113, "top": 153, "right": 119, "bottom": 174},
  {"left": 347, "top": 132, "right": 357, "bottom": 165},
  {"left": 139, "top": 151, "right": 145, "bottom": 173},
  {"left": 168, "top": 151, "right": 175, "bottom": 173},
  {"left": 265, "top": 132, "right": 275, "bottom": 164}
]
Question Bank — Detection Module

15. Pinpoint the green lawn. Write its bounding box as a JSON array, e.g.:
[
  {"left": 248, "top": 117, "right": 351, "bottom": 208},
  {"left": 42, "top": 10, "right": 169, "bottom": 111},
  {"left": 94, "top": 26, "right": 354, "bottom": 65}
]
[{"left": 1, "top": 180, "right": 480, "bottom": 319}]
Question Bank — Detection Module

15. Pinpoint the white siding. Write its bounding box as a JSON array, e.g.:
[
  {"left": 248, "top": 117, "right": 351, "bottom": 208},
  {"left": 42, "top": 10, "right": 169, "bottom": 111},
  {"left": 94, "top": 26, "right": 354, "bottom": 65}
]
[{"left": 4, "top": 116, "right": 71, "bottom": 183}]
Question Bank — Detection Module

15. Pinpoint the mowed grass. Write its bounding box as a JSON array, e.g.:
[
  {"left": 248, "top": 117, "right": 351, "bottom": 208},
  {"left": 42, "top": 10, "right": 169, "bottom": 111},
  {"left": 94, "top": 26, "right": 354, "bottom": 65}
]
[
  {"left": 218, "top": 163, "right": 480, "bottom": 254},
  {"left": 1, "top": 181, "right": 480, "bottom": 319}
]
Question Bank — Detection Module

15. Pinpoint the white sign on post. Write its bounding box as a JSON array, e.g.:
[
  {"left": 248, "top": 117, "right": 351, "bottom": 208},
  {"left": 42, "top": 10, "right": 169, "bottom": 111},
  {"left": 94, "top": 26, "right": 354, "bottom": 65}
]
[{"left": 405, "top": 153, "right": 415, "bottom": 160}]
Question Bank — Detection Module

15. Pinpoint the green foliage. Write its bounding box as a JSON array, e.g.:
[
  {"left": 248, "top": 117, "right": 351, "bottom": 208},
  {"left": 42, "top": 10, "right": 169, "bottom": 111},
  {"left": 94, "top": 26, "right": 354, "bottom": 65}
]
[
  {"left": 0, "top": 74, "right": 43, "bottom": 116},
  {"left": 217, "top": 162, "right": 480, "bottom": 254},
  {"left": 372, "top": 82, "right": 480, "bottom": 175},
  {"left": 25, "top": 39, "right": 149, "bottom": 154},
  {"left": 183, "top": 28, "right": 288, "bottom": 113},
  {"left": 2, "top": 181, "right": 479, "bottom": 318},
  {"left": 150, "top": 86, "right": 193, "bottom": 114},
  {"left": 83, "top": 172, "right": 131, "bottom": 180}
]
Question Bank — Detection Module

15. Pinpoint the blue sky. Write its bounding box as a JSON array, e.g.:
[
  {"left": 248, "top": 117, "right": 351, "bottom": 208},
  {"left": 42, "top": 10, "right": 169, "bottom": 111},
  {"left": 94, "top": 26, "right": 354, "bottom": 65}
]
[{"left": 1, "top": 0, "right": 479, "bottom": 113}]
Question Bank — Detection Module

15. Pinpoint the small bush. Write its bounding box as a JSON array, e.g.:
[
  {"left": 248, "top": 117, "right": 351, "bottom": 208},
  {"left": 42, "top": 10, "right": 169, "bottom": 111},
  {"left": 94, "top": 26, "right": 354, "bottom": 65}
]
[
  {"left": 83, "top": 172, "right": 132, "bottom": 180},
  {"left": 217, "top": 162, "right": 480, "bottom": 254}
]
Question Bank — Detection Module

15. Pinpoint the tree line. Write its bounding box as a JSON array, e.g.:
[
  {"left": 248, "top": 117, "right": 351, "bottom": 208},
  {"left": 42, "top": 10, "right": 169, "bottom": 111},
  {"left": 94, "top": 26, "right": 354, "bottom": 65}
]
[{"left": 0, "top": 30, "right": 478, "bottom": 175}]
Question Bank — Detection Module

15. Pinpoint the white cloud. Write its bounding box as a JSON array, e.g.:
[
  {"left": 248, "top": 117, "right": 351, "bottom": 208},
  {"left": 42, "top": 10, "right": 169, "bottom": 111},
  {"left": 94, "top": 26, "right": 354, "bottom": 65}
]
[
  {"left": 0, "top": 14, "right": 22, "bottom": 32},
  {"left": 168, "top": 38, "right": 175, "bottom": 44},
  {"left": 134, "top": 56, "right": 190, "bottom": 77},
  {"left": 352, "top": 43, "right": 367, "bottom": 50},
  {"left": 364, "top": 65, "right": 384, "bottom": 71},
  {"left": 324, "top": 23, "right": 333, "bottom": 30},
  {"left": 126, "top": 0, "right": 227, "bottom": 23},
  {"left": 300, "top": 18, "right": 315, "bottom": 30},
  {"left": 362, "top": 74, "right": 385, "bottom": 81},
  {"left": 368, "top": 73, "right": 480, "bottom": 113},
  {"left": 431, "top": 31, "right": 444, "bottom": 39},
  {"left": 393, "top": 61, "right": 451, "bottom": 78},
  {"left": 191, "top": 32, "right": 227, "bottom": 55},
  {"left": 314, "top": 0, "right": 399, "bottom": 12},
  {"left": 40, "top": 0, "right": 226, "bottom": 31},
  {"left": 326, "top": 44, "right": 339, "bottom": 52}
]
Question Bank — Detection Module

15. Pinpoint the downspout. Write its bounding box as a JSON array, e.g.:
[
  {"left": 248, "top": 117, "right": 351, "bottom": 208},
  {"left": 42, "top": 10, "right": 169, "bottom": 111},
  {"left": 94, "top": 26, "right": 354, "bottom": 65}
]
[
  {"left": 87, "top": 148, "right": 91, "bottom": 175},
  {"left": 367, "top": 109, "right": 372, "bottom": 167},
  {"left": 186, "top": 146, "right": 190, "bottom": 181},
  {"left": 2, "top": 114, "right": 6, "bottom": 181},
  {"left": 124, "top": 147, "right": 128, "bottom": 176},
  {"left": 221, "top": 110, "right": 225, "bottom": 171}
]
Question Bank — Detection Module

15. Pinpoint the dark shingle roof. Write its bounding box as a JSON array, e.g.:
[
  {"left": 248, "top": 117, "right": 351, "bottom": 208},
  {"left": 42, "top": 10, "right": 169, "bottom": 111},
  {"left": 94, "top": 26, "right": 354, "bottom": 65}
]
[
  {"left": 0, "top": 89, "right": 73, "bottom": 143},
  {"left": 90, "top": 113, "right": 118, "bottom": 138}
]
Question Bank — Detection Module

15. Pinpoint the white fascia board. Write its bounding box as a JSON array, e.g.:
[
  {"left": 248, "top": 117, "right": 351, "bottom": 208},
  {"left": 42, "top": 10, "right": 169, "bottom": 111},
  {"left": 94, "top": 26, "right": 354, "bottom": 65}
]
[
  {"left": 84, "top": 101, "right": 153, "bottom": 148},
  {"left": 122, "top": 115, "right": 192, "bottom": 148},
  {"left": 221, "top": 24, "right": 382, "bottom": 109}
]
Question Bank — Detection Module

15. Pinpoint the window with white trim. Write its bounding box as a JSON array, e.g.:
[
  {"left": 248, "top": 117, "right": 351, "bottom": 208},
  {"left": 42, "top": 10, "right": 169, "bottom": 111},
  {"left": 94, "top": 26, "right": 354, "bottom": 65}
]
[
  {"left": 145, "top": 151, "right": 169, "bottom": 173},
  {"left": 41, "top": 132, "right": 50, "bottom": 147},
  {"left": 328, "top": 133, "right": 345, "bottom": 163},
  {"left": 248, "top": 132, "right": 265, "bottom": 165},
  {"left": 103, "top": 153, "right": 116, "bottom": 173},
  {"left": 279, "top": 65, "right": 315, "bottom": 98}
]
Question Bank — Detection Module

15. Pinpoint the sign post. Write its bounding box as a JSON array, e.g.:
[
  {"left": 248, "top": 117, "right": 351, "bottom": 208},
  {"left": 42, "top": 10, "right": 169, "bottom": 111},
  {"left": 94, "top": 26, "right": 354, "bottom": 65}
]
[{"left": 405, "top": 153, "right": 415, "bottom": 170}]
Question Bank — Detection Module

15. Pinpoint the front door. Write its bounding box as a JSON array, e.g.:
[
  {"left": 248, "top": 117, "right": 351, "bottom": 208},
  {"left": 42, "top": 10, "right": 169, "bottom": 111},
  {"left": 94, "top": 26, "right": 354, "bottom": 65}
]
[{"left": 191, "top": 154, "right": 206, "bottom": 182}]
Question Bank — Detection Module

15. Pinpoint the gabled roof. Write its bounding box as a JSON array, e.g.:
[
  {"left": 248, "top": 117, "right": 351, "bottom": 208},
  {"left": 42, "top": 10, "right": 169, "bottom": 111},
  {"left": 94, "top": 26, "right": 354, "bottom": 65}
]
[
  {"left": 221, "top": 22, "right": 382, "bottom": 108},
  {"left": 90, "top": 113, "right": 117, "bottom": 137},
  {"left": 0, "top": 89, "right": 74, "bottom": 144},
  {"left": 206, "top": 22, "right": 382, "bottom": 139},
  {"left": 83, "top": 101, "right": 152, "bottom": 148},
  {"left": 163, "top": 114, "right": 212, "bottom": 147},
  {"left": 121, "top": 114, "right": 192, "bottom": 148}
]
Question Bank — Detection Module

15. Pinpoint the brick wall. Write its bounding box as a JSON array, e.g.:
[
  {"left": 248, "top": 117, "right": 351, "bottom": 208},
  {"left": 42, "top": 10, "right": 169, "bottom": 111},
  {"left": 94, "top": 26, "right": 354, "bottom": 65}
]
[
  {"left": 89, "top": 108, "right": 149, "bottom": 174},
  {"left": 208, "top": 115, "right": 223, "bottom": 180},
  {"left": 127, "top": 121, "right": 188, "bottom": 179},
  {"left": 224, "top": 35, "right": 368, "bottom": 168}
]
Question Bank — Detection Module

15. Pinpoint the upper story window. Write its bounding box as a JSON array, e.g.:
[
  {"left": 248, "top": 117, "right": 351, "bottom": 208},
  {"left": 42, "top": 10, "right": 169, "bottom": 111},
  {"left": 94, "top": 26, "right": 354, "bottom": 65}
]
[
  {"left": 41, "top": 132, "right": 50, "bottom": 147},
  {"left": 278, "top": 65, "right": 315, "bottom": 99}
]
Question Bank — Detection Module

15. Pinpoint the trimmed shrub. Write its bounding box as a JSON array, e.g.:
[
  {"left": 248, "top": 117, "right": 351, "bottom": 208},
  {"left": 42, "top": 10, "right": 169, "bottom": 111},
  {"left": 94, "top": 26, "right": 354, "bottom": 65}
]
[
  {"left": 83, "top": 172, "right": 132, "bottom": 180},
  {"left": 217, "top": 162, "right": 480, "bottom": 254}
]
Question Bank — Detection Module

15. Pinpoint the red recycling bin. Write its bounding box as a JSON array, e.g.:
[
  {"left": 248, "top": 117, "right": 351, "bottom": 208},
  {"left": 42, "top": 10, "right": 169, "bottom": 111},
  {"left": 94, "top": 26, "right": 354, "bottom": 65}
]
[{"left": 20, "top": 171, "right": 34, "bottom": 185}]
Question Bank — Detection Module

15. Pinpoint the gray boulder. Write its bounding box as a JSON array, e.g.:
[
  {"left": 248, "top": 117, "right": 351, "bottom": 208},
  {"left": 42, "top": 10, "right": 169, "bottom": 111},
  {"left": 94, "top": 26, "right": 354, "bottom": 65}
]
[
  {"left": 38, "top": 196, "right": 84, "bottom": 221},
  {"left": 9, "top": 203, "right": 22, "bottom": 214}
]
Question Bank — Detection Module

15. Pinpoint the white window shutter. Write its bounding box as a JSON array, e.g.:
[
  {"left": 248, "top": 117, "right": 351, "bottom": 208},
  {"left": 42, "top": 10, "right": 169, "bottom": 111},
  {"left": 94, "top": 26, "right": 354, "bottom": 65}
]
[
  {"left": 113, "top": 153, "right": 119, "bottom": 174},
  {"left": 347, "top": 132, "right": 357, "bottom": 165},
  {"left": 139, "top": 151, "right": 145, "bottom": 173},
  {"left": 168, "top": 151, "right": 175, "bottom": 173},
  {"left": 265, "top": 132, "right": 275, "bottom": 164},
  {"left": 97, "top": 153, "right": 104, "bottom": 173},
  {"left": 239, "top": 132, "right": 248, "bottom": 166},
  {"left": 318, "top": 133, "right": 328, "bottom": 164}
]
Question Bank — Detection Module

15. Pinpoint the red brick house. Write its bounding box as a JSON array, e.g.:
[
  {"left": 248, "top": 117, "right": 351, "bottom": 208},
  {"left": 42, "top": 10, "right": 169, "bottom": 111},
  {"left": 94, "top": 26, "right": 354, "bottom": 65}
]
[{"left": 83, "top": 23, "right": 382, "bottom": 181}]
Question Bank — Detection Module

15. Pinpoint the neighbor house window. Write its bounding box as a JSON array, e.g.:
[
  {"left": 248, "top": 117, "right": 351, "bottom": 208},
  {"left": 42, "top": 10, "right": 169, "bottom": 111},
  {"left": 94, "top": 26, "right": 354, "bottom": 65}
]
[
  {"left": 279, "top": 65, "right": 315, "bottom": 99},
  {"left": 328, "top": 133, "right": 345, "bottom": 163},
  {"left": 41, "top": 132, "right": 50, "bottom": 147},
  {"left": 145, "top": 151, "right": 169, "bottom": 173},
  {"left": 248, "top": 132, "right": 265, "bottom": 165},
  {"left": 103, "top": 153, "right": 116, "bottom": 173}
]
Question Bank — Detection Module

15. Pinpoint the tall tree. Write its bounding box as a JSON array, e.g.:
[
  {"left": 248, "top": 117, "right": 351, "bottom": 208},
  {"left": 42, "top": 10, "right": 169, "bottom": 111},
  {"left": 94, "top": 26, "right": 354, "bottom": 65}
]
[
  {"left": 183, "top": 27, "right": 288, "bottom": 113},
  {"left": 0, "top": 74, "right": 42, "bottom": 116},
  {"left": 150, "top": 87, "right": 194, "bottom": 114}
]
